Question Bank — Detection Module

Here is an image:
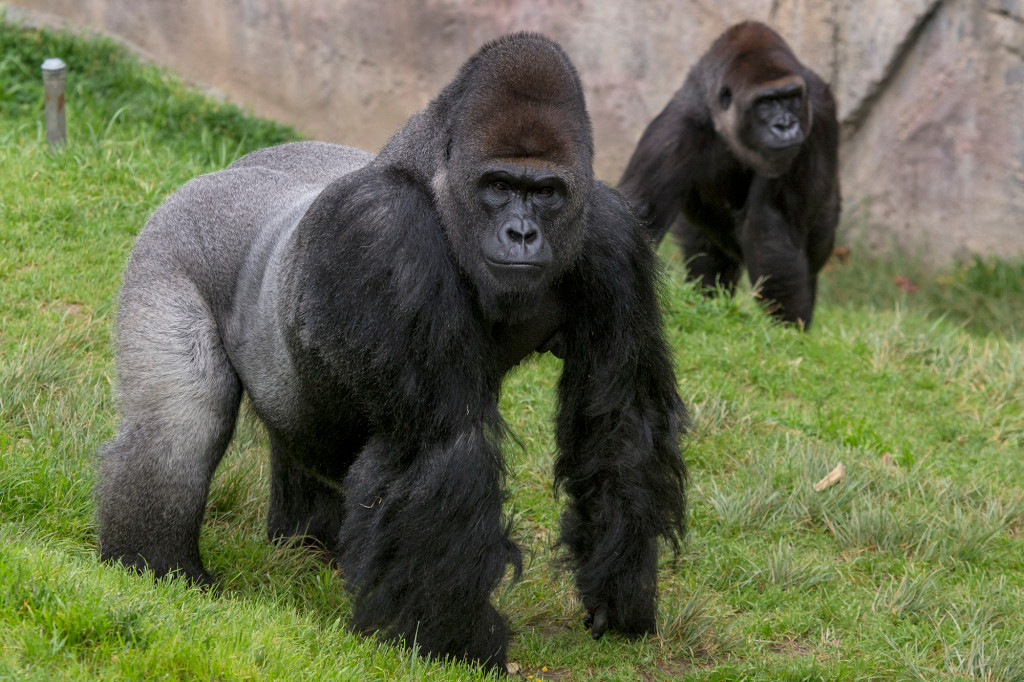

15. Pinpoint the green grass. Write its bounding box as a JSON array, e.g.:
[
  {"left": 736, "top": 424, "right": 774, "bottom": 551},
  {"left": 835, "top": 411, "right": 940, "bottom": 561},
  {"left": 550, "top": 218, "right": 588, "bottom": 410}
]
[{"left": 2, "top": 19, "right": 1024, "bottom": 681}]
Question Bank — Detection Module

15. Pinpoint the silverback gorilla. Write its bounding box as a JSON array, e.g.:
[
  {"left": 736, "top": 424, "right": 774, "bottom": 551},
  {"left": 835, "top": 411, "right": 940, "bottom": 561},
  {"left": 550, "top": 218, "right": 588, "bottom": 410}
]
[
  {"left": 619, "top": 21, "right": 840, "bottom": 329},
  {"left": 97, "top": 33, "right": 687, "bottom": 671}
]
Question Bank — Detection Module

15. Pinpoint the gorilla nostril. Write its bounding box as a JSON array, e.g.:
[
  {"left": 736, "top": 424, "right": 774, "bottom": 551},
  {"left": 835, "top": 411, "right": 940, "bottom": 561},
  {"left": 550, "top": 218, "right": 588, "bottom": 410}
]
[{"left": 505, "top": 227, "right": 524, "bottom": 245}]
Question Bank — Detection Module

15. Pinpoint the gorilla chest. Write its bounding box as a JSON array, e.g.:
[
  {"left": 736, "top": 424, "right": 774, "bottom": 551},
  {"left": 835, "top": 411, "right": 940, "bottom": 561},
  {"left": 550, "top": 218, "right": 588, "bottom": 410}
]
[
  {"left": 693, "top": 163, "right": 753, "bottom": 213},
  {"left": 684, "top": 162, "right": 755, "bottom": 237},
  {"left": 488, "top": 294, "right": 564, "bottom": 376}
]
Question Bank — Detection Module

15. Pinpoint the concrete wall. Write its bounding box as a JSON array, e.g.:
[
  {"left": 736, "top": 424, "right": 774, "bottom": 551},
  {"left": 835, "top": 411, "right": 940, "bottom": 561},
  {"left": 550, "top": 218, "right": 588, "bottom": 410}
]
[{"left": 6, "top": 0, "right": 1024, "bottom": 262}]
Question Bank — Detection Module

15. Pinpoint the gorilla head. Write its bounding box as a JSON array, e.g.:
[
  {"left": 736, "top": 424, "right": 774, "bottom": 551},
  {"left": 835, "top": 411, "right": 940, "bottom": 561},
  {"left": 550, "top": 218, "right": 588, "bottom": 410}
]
[
  {"left": 706, "top": 22, "right": 814, "bottom": 178},
  {"left": 403, "top": 34, "right": 596, "bottom": 322}
]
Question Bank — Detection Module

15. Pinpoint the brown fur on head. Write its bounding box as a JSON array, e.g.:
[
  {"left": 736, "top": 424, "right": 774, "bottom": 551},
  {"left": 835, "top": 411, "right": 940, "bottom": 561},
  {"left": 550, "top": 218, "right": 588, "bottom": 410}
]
[
  {"left": 704, "top": 22, "right": 813, "bottom": 178},
  {"left": 449, "top": 32, "right": 593, "bottom": 176}
]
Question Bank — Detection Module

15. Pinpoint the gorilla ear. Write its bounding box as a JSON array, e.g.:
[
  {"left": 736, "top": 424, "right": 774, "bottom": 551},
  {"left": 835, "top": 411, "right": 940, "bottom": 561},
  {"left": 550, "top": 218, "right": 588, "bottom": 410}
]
[{"left": 718, "top": 86, "right": 732, "bottom": 109}]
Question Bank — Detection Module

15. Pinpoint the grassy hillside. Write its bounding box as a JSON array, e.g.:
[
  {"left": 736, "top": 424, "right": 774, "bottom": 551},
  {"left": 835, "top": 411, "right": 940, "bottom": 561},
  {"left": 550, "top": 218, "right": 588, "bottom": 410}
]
[{"left": 2, "top": 19, "right": 1023, "bottom": 681}]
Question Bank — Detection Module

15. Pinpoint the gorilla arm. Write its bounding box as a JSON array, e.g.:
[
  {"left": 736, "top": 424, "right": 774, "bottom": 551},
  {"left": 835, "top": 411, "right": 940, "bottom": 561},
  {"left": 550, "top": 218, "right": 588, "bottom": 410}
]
[
  {"left": 553, "top": 184, "right": 688, "bottom": 639},
  {"left": 618, "top": 93, "right": 704, "bottom": 244},
  {"left": 738, "top": 176, "right": 815, "bottom": 326}
]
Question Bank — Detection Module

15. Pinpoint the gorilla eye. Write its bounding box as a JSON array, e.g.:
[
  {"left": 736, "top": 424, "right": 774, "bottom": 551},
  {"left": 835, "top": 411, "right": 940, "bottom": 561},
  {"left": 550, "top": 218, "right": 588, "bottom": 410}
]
[
  {"left": 536, "top": 186, "right": 555, "bottom": 197},
  {"left": 718, "top": 86, "right": 732, "bottom": 109},
  {"left": 490, "top": 181, "right": 510, "bottom": 192}
]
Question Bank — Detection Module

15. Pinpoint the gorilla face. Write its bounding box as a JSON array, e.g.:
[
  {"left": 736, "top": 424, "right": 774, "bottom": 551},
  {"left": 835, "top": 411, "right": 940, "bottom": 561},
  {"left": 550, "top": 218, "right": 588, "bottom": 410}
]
[
  {"left": 436, "top": 158, "right": 583, "bottom": 323},
  {"left": 478, "top": 162, "right": 568, "bottom": 283},
  {"left": 434, "top": 101, "right": 591, "bottom": 323},
  {"left": 741, "top": 77, "right": 810, "bottom": 174},
  {"left": 716, "top": 74, "right": 812, "bottom": 179}
]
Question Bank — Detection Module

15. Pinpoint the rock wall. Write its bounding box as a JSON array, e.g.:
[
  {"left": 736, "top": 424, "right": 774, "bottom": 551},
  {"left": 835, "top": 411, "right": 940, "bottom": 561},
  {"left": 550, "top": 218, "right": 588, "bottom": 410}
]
[{"left": 6, "top": 0, "right": 1023, "bottom": 262}]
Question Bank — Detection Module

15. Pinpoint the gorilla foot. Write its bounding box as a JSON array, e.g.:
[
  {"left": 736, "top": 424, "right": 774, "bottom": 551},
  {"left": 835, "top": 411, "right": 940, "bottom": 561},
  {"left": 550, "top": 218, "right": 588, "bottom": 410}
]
[
  {"left": 100, "top": 550, "right": 214, "bottom": 589},
  {"left": 582, "top": 600, "right": 656, "bottom": 641}
]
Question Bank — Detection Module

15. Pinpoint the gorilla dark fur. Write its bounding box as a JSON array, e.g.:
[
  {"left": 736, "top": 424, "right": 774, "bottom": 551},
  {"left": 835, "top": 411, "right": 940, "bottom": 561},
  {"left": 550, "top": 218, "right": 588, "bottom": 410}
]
[
  {"left": 97, "top": 33, "right": 687, "bottom": 671},
  {"left": 619, "top": 21, "right": 840, "bottom": 329}
]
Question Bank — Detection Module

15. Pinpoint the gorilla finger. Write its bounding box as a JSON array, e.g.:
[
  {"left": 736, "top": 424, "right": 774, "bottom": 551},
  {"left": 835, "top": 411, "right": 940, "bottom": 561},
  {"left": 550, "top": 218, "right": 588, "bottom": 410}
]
[{"left": 590, "top": 604, "right": 609, "bottom": 640}]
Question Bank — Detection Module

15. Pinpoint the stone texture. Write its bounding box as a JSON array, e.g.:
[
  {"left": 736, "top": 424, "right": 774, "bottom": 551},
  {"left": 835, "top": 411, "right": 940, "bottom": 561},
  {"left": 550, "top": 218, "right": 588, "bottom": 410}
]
[
  {"left": 6, "top": 0, "right": 1023, "bottom": 262},
  {"left": 841, "top": 0, "right": 1024, "bottom": 260}
]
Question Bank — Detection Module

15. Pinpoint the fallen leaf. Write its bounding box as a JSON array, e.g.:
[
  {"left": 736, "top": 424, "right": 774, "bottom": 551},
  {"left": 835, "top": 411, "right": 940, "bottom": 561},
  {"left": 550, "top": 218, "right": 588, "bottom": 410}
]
[
  {"left": 894, "top": 275, "right": 919, "bottom": 293},
  {"left": 813, "top": 463, "right": 846, "bottom": 491}
]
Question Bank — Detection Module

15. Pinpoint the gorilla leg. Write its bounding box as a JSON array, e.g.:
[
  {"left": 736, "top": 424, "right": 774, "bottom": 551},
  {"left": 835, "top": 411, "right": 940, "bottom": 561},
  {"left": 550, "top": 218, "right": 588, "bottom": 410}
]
[
  {"left": 336, "top": 431, "right": 518, "bottom": 671},
  {"left": 673, "top": 219, "right": 742, "bottom": 293},
  {"left": 267, "top": 434, "right": 348, "bottom": 552},
  {"left": 97, "top": 277, "right": 241, "bottom": 584}
]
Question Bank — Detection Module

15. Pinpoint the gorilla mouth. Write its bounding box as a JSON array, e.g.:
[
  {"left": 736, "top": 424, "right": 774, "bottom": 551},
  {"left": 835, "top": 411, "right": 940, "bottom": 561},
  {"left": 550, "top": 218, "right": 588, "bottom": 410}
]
[
  {"left": 765, "top": 138, "right": 802, "bottom": 153},
  {"left": 763, "top": 140, "right": 803, "bottom": 161},
  {"left": 484, "top": 257, "right": 549, "bottom": 292},
  {"left": 485, "top": 256, "right": 546, "bottom": 270}
]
